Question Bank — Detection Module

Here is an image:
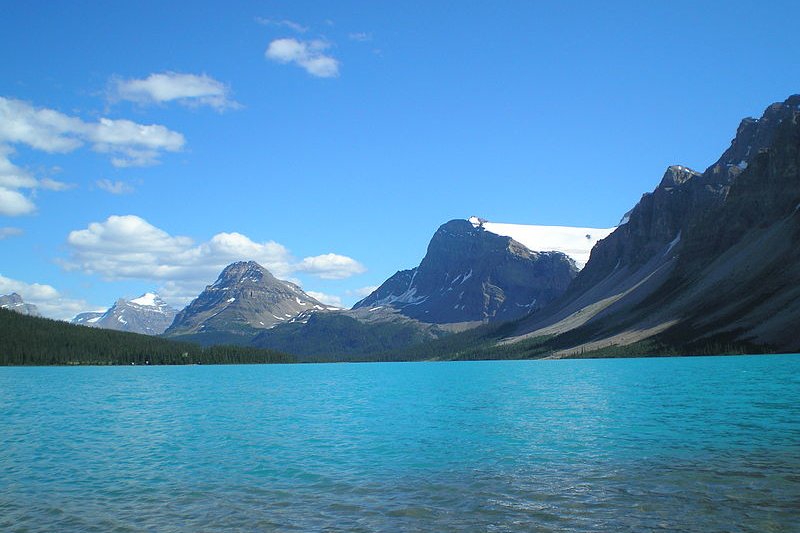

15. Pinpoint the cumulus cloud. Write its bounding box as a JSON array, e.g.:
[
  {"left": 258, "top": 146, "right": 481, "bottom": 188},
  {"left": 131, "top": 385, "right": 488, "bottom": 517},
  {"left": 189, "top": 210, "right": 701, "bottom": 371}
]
[
  {"left": 0, "top": 96, "right": 184, "bottom": 214},
  {"left": 0, "top": 273, "right": 92, "bottom": 320},
  {"left": 265, "top": 38, "right": 340, "bottom": 78},
  {"left": 0, "top": 187, "right": 35, "bottom": 216},
  {"left": 0, "top": 227, "right": 23, "bottom": 239},
  {"left": 305, "top": 291, "right": 343, "bottom": 308},
  {"left": 96, "top": 179, "right": 134, "bottom": 195},
  {"left": 111, "top": 72, "right": 240, "bottom": 111},
  {"left": 62, "top": 215, "right": 366, "bottom": 305},
  {"left": 296, "top": 253, "right": 366, "bottom": 279}
]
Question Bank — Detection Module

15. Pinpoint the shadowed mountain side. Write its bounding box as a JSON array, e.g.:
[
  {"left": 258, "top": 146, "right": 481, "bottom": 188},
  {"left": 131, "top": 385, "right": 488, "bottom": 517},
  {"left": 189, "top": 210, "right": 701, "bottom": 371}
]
[{"left": 502, "top": 95, "right": 800, "bottom": 355}]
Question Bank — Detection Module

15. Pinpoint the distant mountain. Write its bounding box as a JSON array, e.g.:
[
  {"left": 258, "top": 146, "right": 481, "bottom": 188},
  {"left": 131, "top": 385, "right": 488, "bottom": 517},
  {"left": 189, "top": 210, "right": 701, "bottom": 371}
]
[
  {"left": 354, "top": 219, "right": 578, "bottom": 323},
  {"left": 252, "top": 218, "right": 581, "bottom": 358},
  {"left": 71, "top": 293, "right": 176, "bottom": 336},
  {"left": 0, "top": 293, "right": 40, "bottom": 317},
  {"left": 500, "top": 94, "right": 800, "bottom": 355},
  {"left": 164, "top": 261, "right": 330, "bottom": 342}
]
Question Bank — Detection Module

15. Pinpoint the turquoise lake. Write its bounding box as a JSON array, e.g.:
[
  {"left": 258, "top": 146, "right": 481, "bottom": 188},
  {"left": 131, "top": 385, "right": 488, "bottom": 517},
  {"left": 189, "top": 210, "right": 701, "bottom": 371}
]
[{"left": 1, "top": 355, "right": 799, "bottom": 532}]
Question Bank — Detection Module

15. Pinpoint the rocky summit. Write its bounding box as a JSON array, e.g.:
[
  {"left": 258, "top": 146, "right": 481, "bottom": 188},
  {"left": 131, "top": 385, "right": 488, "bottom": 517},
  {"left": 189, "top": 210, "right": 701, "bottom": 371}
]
[
  {"left": 354, "top": 219, "right": 578, "bottom": 323},
  {"left": 72, "top": 293, "right": 177, "bottom": 336},
  {"left": 0, "top": 293, "right": 40, "bottom": 317},
  {"left": 164, "top": 261, "right": 330, "bottom": 339}
]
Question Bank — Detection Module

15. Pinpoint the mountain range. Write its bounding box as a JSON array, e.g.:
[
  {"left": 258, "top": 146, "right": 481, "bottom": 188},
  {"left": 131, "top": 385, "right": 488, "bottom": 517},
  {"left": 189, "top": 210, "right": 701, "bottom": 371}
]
[{"left": 11, "top": 93, "right": 798, "bottom": 361}]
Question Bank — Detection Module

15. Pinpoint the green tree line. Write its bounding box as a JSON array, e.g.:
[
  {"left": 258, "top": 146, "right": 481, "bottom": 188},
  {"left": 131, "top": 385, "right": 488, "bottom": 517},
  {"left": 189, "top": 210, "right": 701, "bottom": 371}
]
[{"left": 0, "top": 308, "right": 294, "bottom": 366}]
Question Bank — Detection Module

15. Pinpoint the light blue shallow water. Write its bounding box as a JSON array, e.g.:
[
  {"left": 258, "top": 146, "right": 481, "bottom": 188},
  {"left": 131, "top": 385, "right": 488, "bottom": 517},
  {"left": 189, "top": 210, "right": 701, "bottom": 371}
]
[{"left": 1, "top": 355, "right": 799, "bottom": 532}]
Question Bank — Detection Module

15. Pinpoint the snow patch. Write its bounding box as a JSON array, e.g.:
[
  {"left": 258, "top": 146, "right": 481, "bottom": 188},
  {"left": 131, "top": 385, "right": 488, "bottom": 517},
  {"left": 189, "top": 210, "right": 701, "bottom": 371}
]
[
  {"left": 295, "top": 297, "right": 307, "bottom": 305},
  {"left": 131, "top": 293, "right": 158, "bottom": 306},
  {"left": 117, "top": 316, "right": 127, "bottom": 324},
  {"left": 226, "top": 297, "right": 236, "bottom": 303},
  {"left": 480, "top": 220, "right": 616, "bottom": 269},
  {"left": 664, "top": 231, "right": 682, "bottom": 256},
  {"left": 87, "top": 316, "right": 102, "bottom": 324},
  {"left": 737, "top": 160, "right": 748, "bottom": 170},
  {"left": 369, "top": 287, "right": 429, "bottom": 307}
]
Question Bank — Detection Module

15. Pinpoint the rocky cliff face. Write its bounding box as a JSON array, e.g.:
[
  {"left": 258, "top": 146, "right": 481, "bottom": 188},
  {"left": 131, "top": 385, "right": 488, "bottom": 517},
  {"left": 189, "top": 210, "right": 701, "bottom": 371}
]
[
  {"left": 0, "top": 293, "right": 40, "bottom": 316},
  {"left": 355, "top": 219, "right": 578, "bottom": 323},
  {"left": 165, "top": 261, "right": 329, "bottom": 338},
  {"left": 509, "top": 94, "right": 800, "bottom": 354},
  {"left": 71, "top": 293, "right": 177, "bottom": 335}
]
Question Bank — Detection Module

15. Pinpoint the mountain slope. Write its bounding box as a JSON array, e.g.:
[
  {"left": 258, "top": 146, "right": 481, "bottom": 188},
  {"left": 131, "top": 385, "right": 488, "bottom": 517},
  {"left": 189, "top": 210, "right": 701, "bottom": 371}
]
[
  {"left": 504, "top": 94, "right": 800, "bottom": 355},
  {"left": 72, "top": 293, "right": 177, "bottom": 335},
  {"left": 354, "top": 219, "right": 578, "bottom": 324},
  {"left": 164, "top": 261, "right": 330, "bottom": 341}
]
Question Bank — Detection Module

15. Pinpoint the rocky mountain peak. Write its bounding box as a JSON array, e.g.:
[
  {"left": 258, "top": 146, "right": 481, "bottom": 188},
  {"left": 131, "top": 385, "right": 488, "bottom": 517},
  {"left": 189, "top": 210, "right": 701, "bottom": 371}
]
[
  {"left": 71, "top": 292, "right": 177, "bottom": 335},
  {"left": 0, "top": 293, "right": 40, "bottom": 316},
  {"left": 164, "top": 261, "right": 329, "bottom": 338},
  {"left": 214, "top": 261, "right": 275, "bottom": 286},
  {"left": 354, "top": 219, "right": 577, "bottom": 323},
  {"left": 658, "top": 165, "right": 701, "bottom": 189},
  {"left": 707, "top": 94, "right": 800, "bottom": 182}
]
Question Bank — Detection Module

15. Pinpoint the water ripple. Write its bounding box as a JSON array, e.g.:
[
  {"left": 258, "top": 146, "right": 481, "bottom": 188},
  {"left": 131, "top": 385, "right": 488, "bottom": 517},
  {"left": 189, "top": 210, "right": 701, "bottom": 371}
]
[{"left": 1, "top": 355, "right": 799, "bottom": 531}]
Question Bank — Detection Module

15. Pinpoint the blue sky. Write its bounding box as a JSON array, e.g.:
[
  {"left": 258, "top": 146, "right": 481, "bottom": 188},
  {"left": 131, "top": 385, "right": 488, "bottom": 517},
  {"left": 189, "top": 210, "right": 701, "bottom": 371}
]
[{"left": 1, "top": 0, "right": 798, "bottom": 318}]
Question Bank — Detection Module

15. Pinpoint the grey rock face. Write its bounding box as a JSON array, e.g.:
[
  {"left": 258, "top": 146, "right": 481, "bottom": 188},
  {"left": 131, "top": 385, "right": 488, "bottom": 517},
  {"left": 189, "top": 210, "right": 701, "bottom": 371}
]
[
  {"left": 71, "top": 293, "right": 177, "bottom": 335},
  {"left": 512, "top": 94, "right": 800, "bottom": 353},
  {"left": 164, "top": 261, "right": 329, "bottom": 337},
  {"left": 355, "top": 219, "right": 578, "bottom": 323},
  {"left": 0, "top": 293, "right": 40, "bottom": 316}
]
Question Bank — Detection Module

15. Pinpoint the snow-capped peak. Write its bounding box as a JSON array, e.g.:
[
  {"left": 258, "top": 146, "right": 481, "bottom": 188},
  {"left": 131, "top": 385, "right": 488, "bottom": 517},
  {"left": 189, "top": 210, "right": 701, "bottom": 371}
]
[{"left": 130, "top": 292, "right": 161, "bottom": 307}]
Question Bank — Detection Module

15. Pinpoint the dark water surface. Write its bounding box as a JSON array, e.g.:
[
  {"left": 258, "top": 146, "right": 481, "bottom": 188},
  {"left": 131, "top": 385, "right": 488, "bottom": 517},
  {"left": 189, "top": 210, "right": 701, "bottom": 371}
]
[{"left": 1, "top": 355, "right": 798, "bottom": 531}]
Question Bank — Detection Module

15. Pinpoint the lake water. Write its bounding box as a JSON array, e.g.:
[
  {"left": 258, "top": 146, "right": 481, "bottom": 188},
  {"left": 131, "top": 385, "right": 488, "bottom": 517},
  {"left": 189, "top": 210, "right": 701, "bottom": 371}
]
[{"left": 1, "top": 355, "right": 798, "bottom": 532}]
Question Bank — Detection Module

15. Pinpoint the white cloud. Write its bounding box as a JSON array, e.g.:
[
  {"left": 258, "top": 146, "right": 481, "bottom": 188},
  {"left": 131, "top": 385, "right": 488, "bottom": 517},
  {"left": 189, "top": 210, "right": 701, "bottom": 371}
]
[
  {"left": 305, "top": 291, "right": 343, "bottom": 308},
  {"left": 265, "top": 38, "right": 340, "bottom": 78},
  {"left": 87, "top": 117, "right": 185, "bottom": 167},
  {"left": 111, "top": 72, "right": 241, "bottom": 111},
  {"left": 0, "top": 273, "right": 92, "bottom": 320},
  {"left": 0, "top": 96, "right": 185, "bottom": 214},
  {"left": 62, "top": 215, "right": 366, "bottom": 306},
  {"left": 0, "top": 187, "right": 35, "bottom": 216},
  {"left": 96, "top": 179, "right": 134, "bottom": 195},
  {"left": 296, "top": 253, "right": 366, "bottom": 279},
  {"left": 0, "top": 227, "right": 23, "bottom": 239},
  {"left": 256, "top": 17, "right": 308, "bottom": 33},
  {"left": 0, "top": 97, "right": 84, "bottom": 153}
]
